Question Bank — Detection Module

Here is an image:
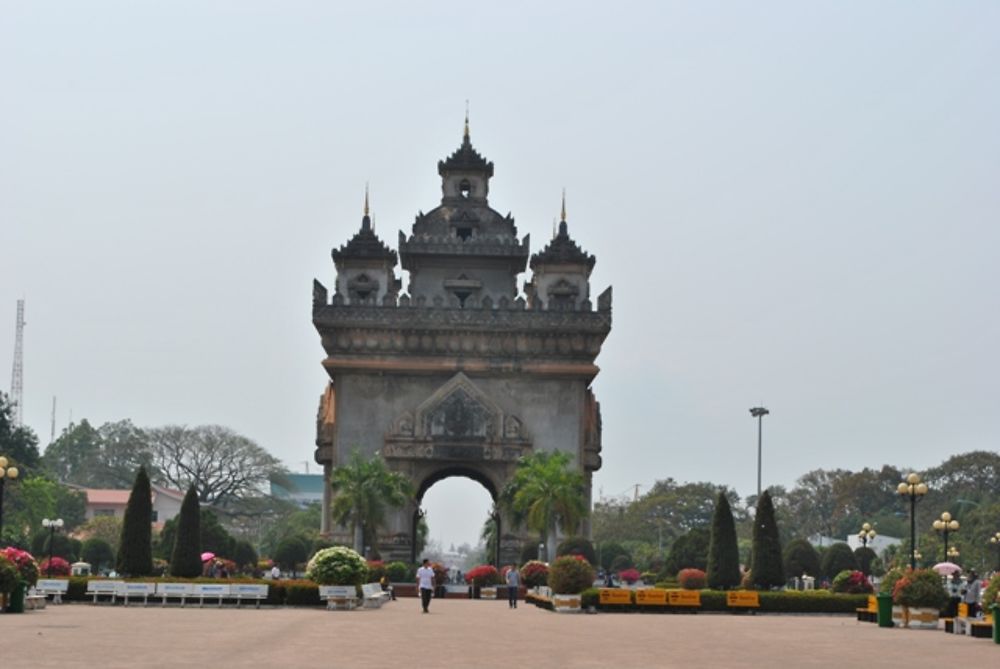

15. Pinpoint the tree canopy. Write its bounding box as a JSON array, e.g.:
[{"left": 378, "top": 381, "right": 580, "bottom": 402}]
[{"left": 330, "top": 449, "right": 414, "bottom": 554}]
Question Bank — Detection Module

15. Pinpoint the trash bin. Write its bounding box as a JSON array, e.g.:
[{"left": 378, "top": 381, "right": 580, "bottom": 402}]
[
  {"left": 7, "top": 580, "right": 26, "bottom": 613},
  {"left": 992, "top": 604, "right": 999, "bottom": 644},
  {"left": 877, "top": 593, "right": 894, "bottom": 628}
]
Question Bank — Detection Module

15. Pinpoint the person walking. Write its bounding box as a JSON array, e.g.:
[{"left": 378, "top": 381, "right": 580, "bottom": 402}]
[
  {"left": 416, "top": 559, "right": 435, "bottom": 613},
  {"left": 506, "top": 565, "right": 521, "bottom": 609},
  {"left": 963, "top": 571, "right": 981, "bottom": 617}
]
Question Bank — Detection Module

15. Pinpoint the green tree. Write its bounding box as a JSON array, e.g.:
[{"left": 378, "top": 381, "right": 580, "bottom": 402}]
[
  {"left": 854, "top": 546, "right": 878, "bottom": 576},
  {"left": 556, "top": 536, "right": 597, "bottom": 564},
  {"left": 596, "top": 541, "right": 632, "bottom": 571},
  {"left": 663, "top": 527, "right": 710, "bottom": 576},
  {"left": 820, "top": 542, "right": 858, "bottom": 579},
  {"left": 81, "top": 538, "right": 114, "bottom": 571},
  {"left": 274, "top": 535, "right": 310, "bottom": 570},
  {"left": 232, "top": 539, "right": 258, "bottom": 570},
  {"left": 707, "top": 492, "right": 741, "bottom": 589},
  {"left": 751, "top": 490, "right": 784, "bottom": 589},
  {"left": 501, "top": 451, "right": 587, "bottom": 560},
  {"left": 0, "top": 391, "right": 40, "bottom": 472},
  {"left": 117, "top": 466, "right": 154, "bottom": 576},
  {"left": 169, "top": 485, "right": 202, "bottom": 578},
  {"left": 79, "top": 516, "right": 122, "bottom": 553},
  {"left": 783, "top": 538, "right": 821, "bottom": 579},
  {"left": 330, "top": 449, "right": 414, "bottom": 553}
]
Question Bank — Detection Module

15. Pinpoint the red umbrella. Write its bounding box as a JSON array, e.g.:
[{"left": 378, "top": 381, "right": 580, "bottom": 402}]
[{"left": 201, "top": 552, "right": 216, "bottom": 562}]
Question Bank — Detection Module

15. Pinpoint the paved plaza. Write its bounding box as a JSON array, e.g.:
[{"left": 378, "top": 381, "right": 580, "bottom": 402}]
[{"left": 4, "top": 600, "right": 996, "bottom": 668}]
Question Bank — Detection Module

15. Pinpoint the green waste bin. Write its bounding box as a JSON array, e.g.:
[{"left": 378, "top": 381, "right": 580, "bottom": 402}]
[
  {"left": 992, "top": 604, "right": 999, "bottom": 644},
  {"left": 7, "top": 581, "right": 26, "bottom": 613},
  {"left": 876, "top": 593, "right": 894, "bottom": 628}
]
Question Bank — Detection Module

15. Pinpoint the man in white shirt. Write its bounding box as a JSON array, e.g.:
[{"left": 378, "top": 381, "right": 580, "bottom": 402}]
[{"left": 416, "top": 559, "right": 435, "bottom": 613}]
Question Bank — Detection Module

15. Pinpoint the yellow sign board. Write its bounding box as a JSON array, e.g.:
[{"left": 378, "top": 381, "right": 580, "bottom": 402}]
[
  {"left": 726, "top": 591, "right": 760, "bottom": 608},
  {"left": 667, "top": 590, "right": 701, "bottom": 607},
  {"left": 635, "top": 589, "right": 667, "bottom": 605},
  {"left": 599, "top": 588, "right": 632, "bottom": 605}
]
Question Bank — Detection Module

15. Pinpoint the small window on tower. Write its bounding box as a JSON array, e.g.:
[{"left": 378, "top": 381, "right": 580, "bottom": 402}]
[
  {"left": 456, "top": 227, "right": 473, "bottom": 241},
  {"left": 459, "top": 179, "right": 471, "bottom": 198}
]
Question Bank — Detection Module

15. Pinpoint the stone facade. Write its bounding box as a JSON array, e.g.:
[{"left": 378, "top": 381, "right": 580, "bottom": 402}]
[{"left": 312, "top": 122, "right": 611, "bottom": 563}]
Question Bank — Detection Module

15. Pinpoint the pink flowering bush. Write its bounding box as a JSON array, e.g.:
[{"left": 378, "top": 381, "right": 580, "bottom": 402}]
[
  {"left": 619, "top": 568, "right": 641, "bottom": 584},
  {"left": 1, "top": 547, "right": 40, "bottom": 587},
  {"left": 831, "top": 570, "right": 873, "bottom": 594},
  {"left": 38, "top": 556, "right": 70, "bottom": 577},
  {"left": 519, "top": 560, "right": 549, "bottom": 588}
]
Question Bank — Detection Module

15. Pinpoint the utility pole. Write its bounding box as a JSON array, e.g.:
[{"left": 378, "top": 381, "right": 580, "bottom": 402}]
[
  {"left": 749, "top": 406, "right": 770, "bottom": 500},
  {"left": 10, "top": 300, "right": 25, "bottom": 426},
  {"left": 50, "top": 396, "right": 56, "bottom": 443}
]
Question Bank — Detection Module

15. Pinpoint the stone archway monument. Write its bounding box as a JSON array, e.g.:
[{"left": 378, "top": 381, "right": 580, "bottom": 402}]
[{"left": 311, "top": 120, "right": 612, "bottom": 563}]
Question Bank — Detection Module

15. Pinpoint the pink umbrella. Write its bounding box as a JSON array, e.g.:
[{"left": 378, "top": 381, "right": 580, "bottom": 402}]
[
  {"left": 932, "top": 562, "right": 960, "bottom": 575},
  {"left": 201, "top": 552, "right": 216, "bottom": 562}
]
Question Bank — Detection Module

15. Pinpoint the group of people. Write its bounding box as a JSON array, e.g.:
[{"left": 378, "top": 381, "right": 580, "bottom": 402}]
[{"left": 415, "top": 559, "right": 522, "bottom": 613}]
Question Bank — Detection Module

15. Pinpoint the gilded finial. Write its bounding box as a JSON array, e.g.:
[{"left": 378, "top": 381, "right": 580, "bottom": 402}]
[
  {"left": 464, "top": 100, "right": 470, "bottom": 139},
  {"left": 552, "top": 217, "right": 557, "bottom": 239},
  {"left": 560, "top": 188, "right": 567, "bottom": 222},
  {"left": 363, "top": 182, "right": 370, "bottom": 217}
]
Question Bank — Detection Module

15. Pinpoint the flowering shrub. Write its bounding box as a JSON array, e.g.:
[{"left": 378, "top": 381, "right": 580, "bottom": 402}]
[
  {"left": 983, "top": 573, "right": 1000, "bottom": 612},
  {"left": 258, "top": 559, "right": 274, "bottom": 570},
  {"left": 892, "top": 569, "right": 948, "bottom": 609},
  {"left": 831, "top": 570, "right": 873, "bottom": 594},
  {"left": 465, "top": 564, "right": 500, "bottom": 586},
  {"left": 306, "top": 546, "right": 367, "bottom": 586},
  {"left": 1, "top": 547, "right": 40, "bottom": 587},
  {"left": 366, "top": 560, "right": 386, "bottom": 582},
  {"left": 0, "top": 556, "right": 18, "bottom": 593},
  {"left": 39, "top": 556, "right": 71, "bottom": 577},
  {"left": 385, "top": 561, "right": 411, "bottom": 582},
  {"left": 678, "top": 568, "right": 707, "bottom": 590},
  {"left": 430, "top": 562, "right": 448, "bottom": 586},
  {"left": 520, "top": 560, "right": 549, "bottom": 588},
  {"left": 879, "top": 568, "right": 904, "bottom": 595},
  {"left": 548, "top": 555, "right": 595, "bottom": 595},
  {"left": 619, "top": 568, "right": 641, "bottom": 585}
]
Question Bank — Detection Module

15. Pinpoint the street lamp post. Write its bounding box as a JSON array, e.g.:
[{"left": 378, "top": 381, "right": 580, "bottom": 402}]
[
  {"left": 857, "top": 523, "right": 877, "bottom": 575},
  {"left": 946, "top": 546, "right": 960, "bottom": 562},
  {"left": 933, "top": 512, "right": 960, "bottom": 562},
  {"left": 0, "top": 455, "right": 21, "bottom": 546},
  {"left": 749, "top": 407, "right": 769, "bottom": 500},
  {"left": 896, "top": 473, "right": 928, "bottom": 570},
  {"left": 989, "top": 532, "right": 1000, "bottom": 572},
  {"left": 42, "top": 518, "right": 64, "bottom": 576}
]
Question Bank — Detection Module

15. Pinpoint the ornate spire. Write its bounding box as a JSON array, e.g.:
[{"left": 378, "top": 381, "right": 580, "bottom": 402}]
[
  {"left": 438, "top": 112, "right": 494, "bottom": 178},
  {"left": 363, "top": 183, "right": 370, "bottom": 217},
  {"left": 560, "top": 189, "right": 567, "bottom": 224},
  {"left": 464, "top": 100, "right": 470, "bottom": 140},
  {"left": 361, "top": 184, "right": 372, "bottom": 232},
  {"left": 530, "top": 192, "right": 595, "bottom": 273},
  {"left": 332, "top": 187, "right": 396, "bottom": 263}
]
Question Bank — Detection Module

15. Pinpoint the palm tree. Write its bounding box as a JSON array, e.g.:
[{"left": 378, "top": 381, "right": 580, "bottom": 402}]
[
  {"left": 501, "top": 451, "right": 588, "bottom": 561},
  {"left": 330, "top": 449, "right": 413, "bottom": 555}
]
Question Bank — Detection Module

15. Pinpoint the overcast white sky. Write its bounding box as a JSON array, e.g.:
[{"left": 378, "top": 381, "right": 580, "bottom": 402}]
[{"left": 2, "top": 1, "right": 998, "bottom": 550}]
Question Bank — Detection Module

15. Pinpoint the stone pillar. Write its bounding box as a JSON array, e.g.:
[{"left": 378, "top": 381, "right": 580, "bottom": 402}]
[{"left": 321, "top": 462, "right": 332, "bottom": 535}]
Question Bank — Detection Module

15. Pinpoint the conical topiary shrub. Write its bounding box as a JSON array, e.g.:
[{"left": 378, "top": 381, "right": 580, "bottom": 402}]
[
  {"left": 750, "top": 489, "right": 784, "bottom": 589},
  {"left": 706, "top": 492, "right": 741, "bottom": 589},
  {"left": 169, "top": 485, "right": 202, "bottom": 578},
  {"left": 117, "top": 466, "right": 154, "bottom": 576}
]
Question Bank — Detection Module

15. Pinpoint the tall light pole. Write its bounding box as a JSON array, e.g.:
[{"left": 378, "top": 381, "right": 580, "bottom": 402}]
[
  {"left": 749, "top": 407, "right": 769, "bottom": 500},
  {"left": 989, "top": 533, "right": 1000, "bottom": 572},
  {"left": 42, "top": 518, "right": 64, "bottom": 576},
  {"left": 896, "top": 473, "right": 928, "bottom": 570},
  {"left": 857, "top": 523, "right": 877, "bottom": 576},
  {"left": 0, "top": 455, "right": 21, "bottom": 546},
  {"left": 932, "top": 511, "right": 959, "bottom": 562}
]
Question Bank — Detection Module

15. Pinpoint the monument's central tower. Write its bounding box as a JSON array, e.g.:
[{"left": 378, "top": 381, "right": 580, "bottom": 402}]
[{"left": 312, "top": 122, "right": 612, "bottom": 563}]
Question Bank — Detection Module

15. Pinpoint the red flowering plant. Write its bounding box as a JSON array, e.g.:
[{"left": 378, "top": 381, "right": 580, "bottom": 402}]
[
  {"left": 430, "top": 562, "right": 449, "bottom": 586},
  {"left": 519, "top": 560, "right": 549, "bottom": 588},
  {"left": 38, "top": 556, "right": 71, "bottom": 577},
  {"left": 618, "top": 568, "right": 641, "bottom": 585},
  {"left": 831, "top": 570, "right": 873, "bottom": 594},
  {"left": 1, "top": 547, "right": 40, "bottom": 587},
  {"left": 465, "top": 564, "right": 500, "bottom": 586},
  {"left": 678, "top": 568, "right": 707, "bottom": 590}
]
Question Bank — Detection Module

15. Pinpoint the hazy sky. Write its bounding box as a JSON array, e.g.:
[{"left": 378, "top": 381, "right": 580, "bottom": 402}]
[{"left": 2, "top": 1, "right": 998, "bottom": 550}]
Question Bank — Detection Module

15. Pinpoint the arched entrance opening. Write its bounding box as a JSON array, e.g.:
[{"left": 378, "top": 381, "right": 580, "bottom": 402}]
[{"left": 412, "top": 467, "right": 499, "bottom": 567}]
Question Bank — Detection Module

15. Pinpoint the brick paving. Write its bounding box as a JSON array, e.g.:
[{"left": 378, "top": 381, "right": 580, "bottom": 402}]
[{"left": 4, "top": 599, "right": 997, "bottom": 668}]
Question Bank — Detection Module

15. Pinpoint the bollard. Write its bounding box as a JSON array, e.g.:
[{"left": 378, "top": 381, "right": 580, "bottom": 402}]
[
  {"left": 877, "top": 593, "right": 894, "bottom": 628},
  {"left": 992, "top": 604, "right": 999, "bottom": 644}
]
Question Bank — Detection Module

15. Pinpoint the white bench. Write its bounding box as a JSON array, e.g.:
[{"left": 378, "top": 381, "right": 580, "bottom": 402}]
[
  {"left": 318, "top": 585, "right": 358, "bottom": 610},
  {"left": 232, "top": 583, "right": 269, "bottom": 608},
  {"left": 192, "top": 583, "right": 231, "bottom": 608},
  {"left": 156, "top": 582, "right": 194, "bottom": 607},
  {"left": 36, "top": 579, "right": 69, "bottom": 604},
  {"left": 361, "top": 582, "right": 390, "bottom": 608},
  {"left": 115, "top": 582, "right": 157, "bottom": 606},
  {"left": 86, "top": 580, "right": 123, "bottom": 604},
  {"left": 25, "top": 589, "right": 48, "bottom": 610}
]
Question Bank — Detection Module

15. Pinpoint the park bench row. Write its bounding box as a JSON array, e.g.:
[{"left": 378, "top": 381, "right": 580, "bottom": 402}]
[
  {"left": 32, "top": 579, "right": 269, "bottom": 608},
  {"left": 319, "top": 583, "right": 391, "bottom": 610}
]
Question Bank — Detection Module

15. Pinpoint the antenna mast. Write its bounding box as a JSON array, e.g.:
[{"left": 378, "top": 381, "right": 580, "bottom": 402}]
[
  {"left": 50, "top": 396, "right": 57, "bottom": 443},
  {"left": 10, "top": 299, "right": 25, "bottom": 426}
]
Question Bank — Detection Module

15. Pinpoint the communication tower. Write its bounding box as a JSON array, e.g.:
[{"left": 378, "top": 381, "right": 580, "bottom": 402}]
[{"left": 9, "top": 299, "right": 25, "bottom": 426}]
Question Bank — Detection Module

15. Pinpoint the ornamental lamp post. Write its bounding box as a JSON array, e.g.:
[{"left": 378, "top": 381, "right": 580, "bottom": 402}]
[
  {"left": 896, "top": 473, "right": 928, "bottom": 570},
  {"left": 0, "top": 455, "right": 21, "bottom": 546},
  {"left": 932, "top": 511, "right": 960, "bottom": 562},
  {"left": 42, "top": 518, "right": 64, "bottom": 576},
  {"left": 946, "top": 545, "right": 959, "bottom": 561},
  {"left": 749, "top": 407, "right": 769, "bottom": 500},
  {"left": 857, "top": 523, "right": 877, "bottom": 576},
  {"left": 989, "top": 533, "right": 1000, "bottom": 572}
]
